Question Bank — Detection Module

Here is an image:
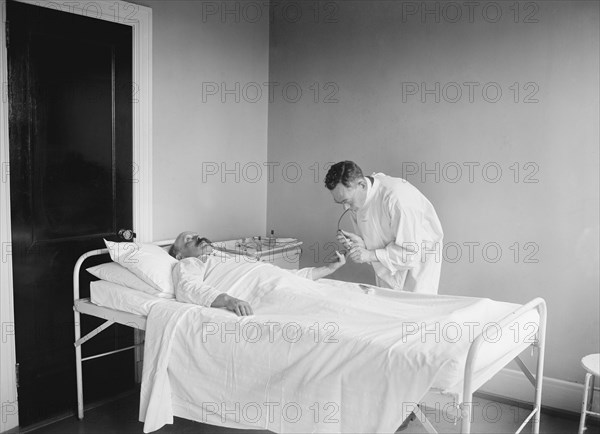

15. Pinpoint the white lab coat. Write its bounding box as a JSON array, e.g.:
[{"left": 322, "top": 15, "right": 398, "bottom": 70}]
[{"left": 351, "top": 173, "right": 443, "bottom": 294}]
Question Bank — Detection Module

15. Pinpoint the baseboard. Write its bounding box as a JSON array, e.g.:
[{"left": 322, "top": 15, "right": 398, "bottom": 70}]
[{"left": 479, "top": 367, "right": 599, "bottom": 415}]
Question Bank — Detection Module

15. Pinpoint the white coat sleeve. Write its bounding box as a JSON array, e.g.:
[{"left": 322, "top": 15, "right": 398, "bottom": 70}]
[
  {"left": 286, "top": 267, "right": 314, "bottom": 280},
  {"left": 173, "top": 258, "right": 223, "bottom": 307},
  {"left": 373, "top": 205, "right": 424, "bottom": 274}
]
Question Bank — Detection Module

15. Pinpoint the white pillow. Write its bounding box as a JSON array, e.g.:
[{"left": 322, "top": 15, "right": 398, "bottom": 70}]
[
  {"left": 87, "top": 262, "right": 174, "bottom": 299},
  {"left": 104, "top": 239, "right": 178, "bottom": 296}
]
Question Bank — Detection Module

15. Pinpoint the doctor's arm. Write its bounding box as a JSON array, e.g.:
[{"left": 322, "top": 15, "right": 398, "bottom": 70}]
[
  {"left": 174, "top": 259, "right": 253, "bottom": 316},
  {"left": 372, "top": 207, "right": 427, "bottom": 273},
  {"left": 341, "top": 207, "right": 426, "bottom": 271}
]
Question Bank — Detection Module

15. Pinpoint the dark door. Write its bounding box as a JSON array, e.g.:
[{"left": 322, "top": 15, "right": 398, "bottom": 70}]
[{"left": 7, "top": 1, "right": 135, "bottom": 426}]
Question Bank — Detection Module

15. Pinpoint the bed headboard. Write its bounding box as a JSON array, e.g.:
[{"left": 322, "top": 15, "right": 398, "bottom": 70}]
[{"left": 73, "top": 239, "right": 175, "bottom": 302}]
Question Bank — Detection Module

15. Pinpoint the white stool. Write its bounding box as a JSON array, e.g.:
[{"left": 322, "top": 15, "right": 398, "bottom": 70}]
[{"left": 579, "top": 354, "right": 600, "bottom": 434}]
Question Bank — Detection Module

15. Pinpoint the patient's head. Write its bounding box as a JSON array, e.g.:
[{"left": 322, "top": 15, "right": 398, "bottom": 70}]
[{"left": 169, "top": 231, "right": 213, "bottom": 260}]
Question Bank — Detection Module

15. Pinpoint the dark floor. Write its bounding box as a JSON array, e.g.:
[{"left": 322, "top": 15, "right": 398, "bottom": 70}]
[{"left": 16, "top": 391, "right": 594, "bottom": 434}]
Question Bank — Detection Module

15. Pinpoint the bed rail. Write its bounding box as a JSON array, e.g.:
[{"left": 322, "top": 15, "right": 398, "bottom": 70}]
[
  {"left": 73, "top": 239, "right": 174, "bottom": 419},
  {"left": 461, "top": 297, "right": 547, "bottom": 434},
  {"left": 72, "top": 239, "right": 175, "bottom": 302}
]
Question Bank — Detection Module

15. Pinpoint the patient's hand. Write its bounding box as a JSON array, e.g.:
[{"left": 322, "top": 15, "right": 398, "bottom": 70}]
[
  {"left": 310, "top": 251, "right": 346, "bottom": 280},
  {"left": 212, "top": 294, "right": 253, "bottom": 316},
  {"left": 328, "top": 251, "right": 346, "bottom": 271},
  {"left": 226, "top": 296, "right": 253, "bottom": 316}
]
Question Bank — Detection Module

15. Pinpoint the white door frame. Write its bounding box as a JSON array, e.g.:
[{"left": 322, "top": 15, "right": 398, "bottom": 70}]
[{"left": 0, "top": 1, "right": 152, "bottom": 430}]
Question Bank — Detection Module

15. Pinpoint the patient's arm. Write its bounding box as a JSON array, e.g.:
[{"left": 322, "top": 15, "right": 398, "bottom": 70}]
[
  {"left": 173, "top": 258, "right": 223, "bottom": 307},
  {"left": 211, "top": 293, "right": 253, "bottom": 316},
  {"left": 289, "top": 251, "right": 346, "bottom": 281},
  {"left": 174, "top": 258, "right": 253, "bottom": 316}
]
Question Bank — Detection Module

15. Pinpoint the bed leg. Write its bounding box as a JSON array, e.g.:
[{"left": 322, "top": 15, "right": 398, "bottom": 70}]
[
  {"left": 532, "top": 302, "right": 547, "bottom": 434},
  {"left": 134, "top": 329, "right": 144, "bottom": 383},
  {"left": 460, "top": 397, "right": 473, "bottom": 434},
  {"left": 74, "top": 311, "right": 84, "bottom": 420}
]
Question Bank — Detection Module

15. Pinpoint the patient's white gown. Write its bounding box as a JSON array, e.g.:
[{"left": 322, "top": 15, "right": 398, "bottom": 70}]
[{"left": 172, "top": 252, "right": 314, "bottom": 308}]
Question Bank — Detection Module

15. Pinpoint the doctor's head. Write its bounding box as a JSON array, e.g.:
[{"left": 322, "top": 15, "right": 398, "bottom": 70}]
[
  {"left": 325, "top": 161, "right": 369, "bottom": 211},
  {"left": 169, "top": 231, "right": 213, "bottom": 259}
]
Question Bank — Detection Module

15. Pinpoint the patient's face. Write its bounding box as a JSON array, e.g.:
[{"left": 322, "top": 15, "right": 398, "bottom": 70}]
[
  {"left": 330, "top": 179, "right": 367, "bottom": 211},
  {"left": 174, "top": 232, "right": 213, "bottom": 259}
]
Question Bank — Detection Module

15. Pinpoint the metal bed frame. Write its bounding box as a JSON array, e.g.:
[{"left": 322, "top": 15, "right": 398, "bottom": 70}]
[{"left": 73, "top": 241, "right": 547, "bottom": 434}]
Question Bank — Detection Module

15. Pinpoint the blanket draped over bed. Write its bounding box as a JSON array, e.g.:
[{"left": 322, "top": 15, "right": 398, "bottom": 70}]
[{"left": 139, "top": 262, "right": 523, "bottom": 433}]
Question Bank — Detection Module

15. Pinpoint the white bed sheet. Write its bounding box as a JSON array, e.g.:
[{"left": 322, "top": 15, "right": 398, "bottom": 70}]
[
  {"left": 89, "top": 277, "right": 539, "bottom": 432},
  {"left": 90, "top": 280, "right": 171, "bottom": 316},
  {"left": 322, "top": 279, "right": 540, "bottom": 395},
  {"left": 133, "top": 268, "right": 540, "bottom": 434}
]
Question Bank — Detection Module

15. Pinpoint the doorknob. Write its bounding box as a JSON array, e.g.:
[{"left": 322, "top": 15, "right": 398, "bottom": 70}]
[{"left": 117, "top": 229, "right": 136, "bottom": 241}]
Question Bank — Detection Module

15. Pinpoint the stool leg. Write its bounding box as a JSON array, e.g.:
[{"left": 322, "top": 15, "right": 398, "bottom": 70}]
[
  {"left": 579, "top": 373, "right": 592, "bottom": 434},
  {"left": 588, "top": 375, "right": 595, "bottom": 409}
]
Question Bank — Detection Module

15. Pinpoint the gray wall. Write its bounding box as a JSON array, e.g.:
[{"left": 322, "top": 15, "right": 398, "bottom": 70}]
[
  {"left": 133, "top": 0, "right": 270, "bottom": 241},
  {"left": 267, "top": 0, "right": 599, "bottom": 384}
]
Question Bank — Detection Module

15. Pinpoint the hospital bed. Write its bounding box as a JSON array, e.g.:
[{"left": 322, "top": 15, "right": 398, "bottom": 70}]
[{"left": 73, "top": 240, "right": 547, "bottom": 434}]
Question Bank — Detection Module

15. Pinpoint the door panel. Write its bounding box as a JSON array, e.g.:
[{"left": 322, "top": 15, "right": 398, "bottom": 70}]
[
  {"left": 31, "top": 33, "right": 114, "bottom": 239},
  {"left": 7, "top": 1, "right": 134, "bottom": 426}
]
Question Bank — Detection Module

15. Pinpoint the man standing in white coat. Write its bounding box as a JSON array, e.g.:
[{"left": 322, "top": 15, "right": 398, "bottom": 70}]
[{"left": 325, "top": 161, "right": 443, "bottom": 294}]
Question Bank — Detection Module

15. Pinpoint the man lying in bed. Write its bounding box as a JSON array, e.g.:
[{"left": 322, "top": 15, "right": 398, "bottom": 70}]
[{"left": 168, "top": 231, "right": 345, "bottom": 316}]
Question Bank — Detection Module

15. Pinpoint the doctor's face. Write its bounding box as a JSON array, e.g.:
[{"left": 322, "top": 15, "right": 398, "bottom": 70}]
[
  {"left": 173, "top": 231, "right": 213, "bottom": 259},
  {"left": 330, "top": 179, "right": 367, "bottom": 211}
]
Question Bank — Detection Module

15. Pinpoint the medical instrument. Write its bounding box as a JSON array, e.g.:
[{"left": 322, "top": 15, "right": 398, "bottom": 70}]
[
  {"left": 211, "top": 235, "right": 302, "bottom": 259},
  {"left": 232, "top": 235, "right": 298, "bottom": 253},
  {"left": 337, "top": 208, "right": 350, "bottom": 239},
  {"left": 265, "top": 229, "right": 276, "bottom": 248},
  {"left": 336, "top": 208, "right": 352, "bottom": 257},
  {"left": 323, "top": 209, "right": 352, "bottom": 263}
]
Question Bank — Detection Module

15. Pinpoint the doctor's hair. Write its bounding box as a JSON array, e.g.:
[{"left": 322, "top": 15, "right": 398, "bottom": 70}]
[{"left": 324, "top": 161, "right": 364, "bottom": 190}]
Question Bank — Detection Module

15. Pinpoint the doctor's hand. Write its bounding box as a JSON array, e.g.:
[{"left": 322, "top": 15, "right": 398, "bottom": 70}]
[
  {"left": 348, "top": 246, "right": 377, "bottom": 264},
  {"left": 337, "top": 230, "right": 366, "bottom": 249},
  {"left": 212, "top": 294, "right": 253, "bottom": 316}
]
